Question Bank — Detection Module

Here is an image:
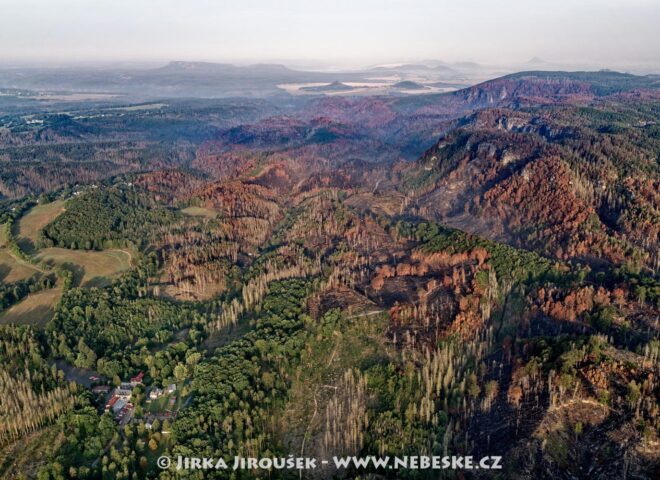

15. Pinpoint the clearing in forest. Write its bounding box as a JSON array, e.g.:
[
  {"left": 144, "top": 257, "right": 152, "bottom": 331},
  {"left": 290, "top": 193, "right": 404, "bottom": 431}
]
[
  {"left": 14, "top": 200, "right": 66, "bottom": 253},
  {"left": 0, "top": 249, "right": 40, "bottom": 283},
  {"left": 36, "top": 248, "right": 132, "bottom": 287},
  {"left": 0, "top": 284, "right": 62, "bottom": 327},
  {"left": 180, "top": 206, "right": 219, "bottom": 219}
]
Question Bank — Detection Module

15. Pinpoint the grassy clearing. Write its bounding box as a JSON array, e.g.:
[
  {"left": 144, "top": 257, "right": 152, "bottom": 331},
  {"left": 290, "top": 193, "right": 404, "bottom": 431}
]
[
  {"left": 0, "top": 284, "right": 62, "bottom": 326},
  {"left": 345, "top": 192, "right": 406, "bottom": 217},
  {"left": 15, "top": 200, "right": 66, "bottom": 253},
  {"left": 0, "top": 248, "right": 40, "bottom": 282},
  {"left": 36, "top": 248, "right": 132, "bottom": 287},
  {"left": 180, "top": 206, "right": 218, "bottom": 219},
  {"left": 147, "top": 391, "right": 186, "bottom": 414}
]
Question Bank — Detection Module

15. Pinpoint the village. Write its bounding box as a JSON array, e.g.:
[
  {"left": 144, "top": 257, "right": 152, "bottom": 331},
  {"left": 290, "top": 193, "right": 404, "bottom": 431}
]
[{"left": 91, "top": 371, "right": 185, "bottom": 428}]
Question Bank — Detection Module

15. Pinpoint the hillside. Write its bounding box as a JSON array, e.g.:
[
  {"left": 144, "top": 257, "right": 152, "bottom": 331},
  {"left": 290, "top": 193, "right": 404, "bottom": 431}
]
[{"left": 399, "top": 98, "right": 660, "bottom": 269}]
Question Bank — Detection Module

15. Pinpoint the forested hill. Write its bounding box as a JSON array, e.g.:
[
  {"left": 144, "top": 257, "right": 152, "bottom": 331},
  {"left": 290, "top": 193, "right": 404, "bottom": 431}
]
[{"left": 457, "top": 70, "right": 660, "bottom": 104}]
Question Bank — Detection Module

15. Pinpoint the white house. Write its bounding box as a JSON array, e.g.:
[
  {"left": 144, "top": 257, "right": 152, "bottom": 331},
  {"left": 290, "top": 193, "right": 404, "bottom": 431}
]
[{"left": 148, "top": 387, "right": 163, "bottom": 400}]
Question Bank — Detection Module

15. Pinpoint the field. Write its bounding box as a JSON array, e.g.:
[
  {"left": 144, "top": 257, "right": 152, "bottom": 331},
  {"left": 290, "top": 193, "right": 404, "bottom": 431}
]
[
  {"left": 36, "top": 248, "right": 132, "bottom": 287},
  {"left": 180, "top": 206, "right": 219, "bottom": 219},
  {"left": 14, "top": 200, "right": 66, "bottom": 253},
  {"left": 0, "top": 284, "right": 62, "bottom": 326},
  {"left": 0, "top": 248, "right": 40, "bottom": 282}
]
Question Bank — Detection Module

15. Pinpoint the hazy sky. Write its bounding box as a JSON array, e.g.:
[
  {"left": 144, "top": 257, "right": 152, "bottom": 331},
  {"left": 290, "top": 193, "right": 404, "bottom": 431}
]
[{"left": 1, "top": 0, "right": 659, "bottom": 68}]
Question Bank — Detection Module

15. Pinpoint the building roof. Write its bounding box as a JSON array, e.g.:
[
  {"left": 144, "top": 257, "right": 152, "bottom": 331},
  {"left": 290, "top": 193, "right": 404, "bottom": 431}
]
[{"left": 113, "top": 398, "right": 126, "bottom": 413}]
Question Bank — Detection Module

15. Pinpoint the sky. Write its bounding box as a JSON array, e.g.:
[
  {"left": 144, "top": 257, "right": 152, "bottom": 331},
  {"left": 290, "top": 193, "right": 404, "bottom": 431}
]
[{"left": 0, "top": 0, "right": 659, "bottom": 69}]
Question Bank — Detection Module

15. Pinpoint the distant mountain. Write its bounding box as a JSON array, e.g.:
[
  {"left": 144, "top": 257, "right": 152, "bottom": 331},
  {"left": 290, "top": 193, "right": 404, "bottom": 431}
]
[
  {"left": 369, "top": 63, "right": 459, "bottom": 75},
  {"left": 369, "top": 63, "right": 433, "bottom": 72},
  {"left": 1, "top": 64, "right": 657, "bottom": 103},
  {"left": 454, "top": 70, "right": 660, "bottom": 107},
  {"left": 427, "top": 81, "right": 467, "bottom": 89},
  {"left": 0, "top": 61, "right": 360, "bottom": 98},
  {"left": 155, "top": 61, "right": 296, "bottom": 76},
  {"left": 391, "top": 80, "right": 427, "bottom": 90},
  {"left": 300, "top": 81, "right": 355, "bottom": 93},
  {"left": 156, "top": 61, "right": 238, "bottom": 72},
  {"left": 525, "top": 56, "right": 547, "bottom": 65}
]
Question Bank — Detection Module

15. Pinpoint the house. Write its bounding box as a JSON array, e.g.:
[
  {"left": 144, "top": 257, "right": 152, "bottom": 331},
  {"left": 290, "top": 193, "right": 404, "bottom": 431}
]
[
  {"left": 148, "top": 387, "right": 163, "bottom": 400},
  {"left": 113, "top": 387, "right": 132, "bottom": 400},
  {"left": 117, "top": 403, "right": 135, "bottom": 426},
  {"left": 112, "top": 398, "right": 127, "bottom": 414},
  {"left": 105, "top": 396, "right": 119, "bottom": 412},
  {"left": 130, "top": 371, "right": 144, "bottom": 386},
  {"left": 167, "top": 383, "right": 176, "bottom": 394}
]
